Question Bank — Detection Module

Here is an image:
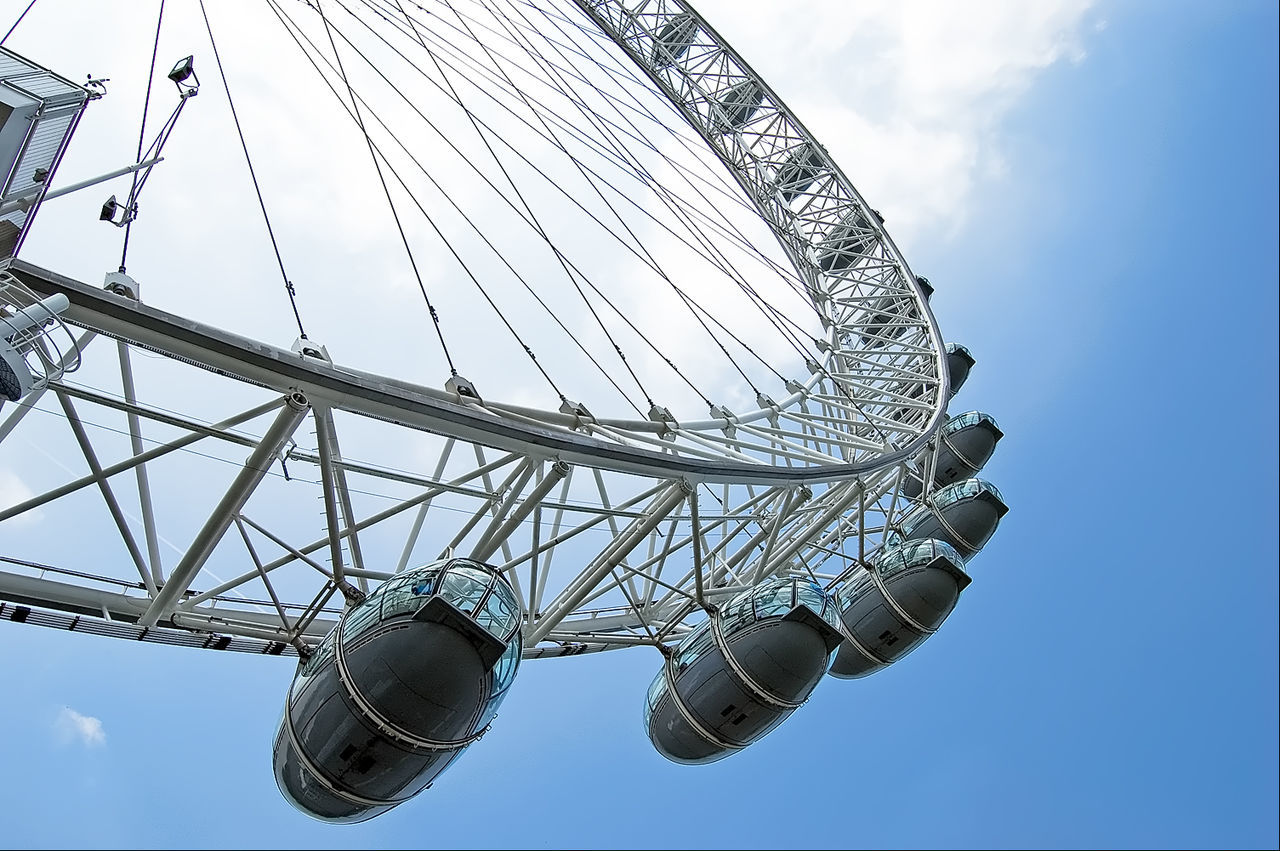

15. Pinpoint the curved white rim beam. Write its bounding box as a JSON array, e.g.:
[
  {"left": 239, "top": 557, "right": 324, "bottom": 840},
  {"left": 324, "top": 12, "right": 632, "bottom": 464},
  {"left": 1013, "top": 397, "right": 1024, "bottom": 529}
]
[
  {"left": 0, "top": 0, "right": 949, "bottom": 658},
  {"left": 8, "top": 258, "right": 938, "bottom": 484}
]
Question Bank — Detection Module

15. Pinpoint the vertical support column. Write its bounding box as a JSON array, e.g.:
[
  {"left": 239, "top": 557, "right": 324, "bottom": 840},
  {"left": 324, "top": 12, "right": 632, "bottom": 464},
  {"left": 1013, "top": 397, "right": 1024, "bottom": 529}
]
[
  {"left": 313, "top": 403, "right": 367, "bottom": 596},
  {"left": 118, "top": 340, "right": 166, "bottom": 588}
]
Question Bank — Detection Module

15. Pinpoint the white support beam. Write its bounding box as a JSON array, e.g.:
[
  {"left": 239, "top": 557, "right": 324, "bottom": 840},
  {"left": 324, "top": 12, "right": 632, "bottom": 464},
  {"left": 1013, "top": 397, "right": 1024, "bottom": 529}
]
[
  {"left": 469, "top": 460, "right": 570, "bottom": 563},
  {"left": 54, "top": 388, "right": 156, "bottom": 594},
  {"left": 395, "top": 439, "right": 455, "bottom": 573},
  {"left": 137, "top": 391, "right": 310, "bottom": 627},
  {"left": 751, "top": 486, "right": 811, "bottom": 585},
  {"left": 527, "top": 479, "right": 691, "bottom": 645},
  {"left": 760, "top": 480, "right": 865, "bottom": 577},
  {"left": 313, "top": 404, "right": 362, "bottom": 594},
  {"left": 0, "top": 396, "right": 286, "bottom": 523},
  {"left": 117, "top": 340, "right": 165, "bottom": 588}
]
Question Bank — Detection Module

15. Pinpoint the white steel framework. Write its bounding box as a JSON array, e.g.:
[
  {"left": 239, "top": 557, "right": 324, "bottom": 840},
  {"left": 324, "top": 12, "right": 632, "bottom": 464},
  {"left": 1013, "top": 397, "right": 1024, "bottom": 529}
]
[{"left": 0, "top": 0, "right": 948, "bottom": 660}]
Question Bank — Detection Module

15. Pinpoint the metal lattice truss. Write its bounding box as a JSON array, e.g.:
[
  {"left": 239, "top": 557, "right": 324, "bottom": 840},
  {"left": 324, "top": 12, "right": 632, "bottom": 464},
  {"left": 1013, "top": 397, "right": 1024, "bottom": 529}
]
[
  {"left": 0, "top": 0, "right": 946, "bottom": 659},
  {"left": 574, "top": 0, "right": 949, "bottom": 445}
]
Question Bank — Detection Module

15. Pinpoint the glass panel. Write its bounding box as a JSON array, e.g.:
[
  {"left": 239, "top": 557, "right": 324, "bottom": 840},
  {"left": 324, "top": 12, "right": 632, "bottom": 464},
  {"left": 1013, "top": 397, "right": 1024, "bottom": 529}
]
[
  {"left": 380, "top": 573, "right": 422, "bottom": 620},
  {"left": 410, "top": 566, "right": 441, "bottom": 597},
  {"left": 931, "top": 478, "right": 1002, "bottom": 510},
  {"left": 876, "top": 544, "right": 911, "bottom": 578},
  {"left": 482, "top": 640, "right": 524, "bottom": 718},
  {"left": 292, "top": 631, "right": 337, "bottom": 702},
  {"left": 642, "top": 671, "right": 667, "bottom": 731},
  {"left": 944, "top": 410, "right": 991, "bottom": 434},
  {"left": 793, "top": 581, "right": 824, "bottom": 614},
  {"left": 492, "top": 640, "right": 521, "bottom": 695},
  {"left": 475, "top": 583, "right": 519, "bottom": 640},
  {"left": 439, "top": 568, "right": 489, "bottom": 614},
  {"left": 719, "top": 595, "right": 755, "bottom": 633},
  {"left": 340, "top": 596, "right": 383, "bottom": 644},
  {"left": 899, "top": 501, "right": 933, "bottom": 537},
  {"left": 675, "top": 621, "right": 714, "bottom": 669},
  {"left": 753, "top": 579, "right": 794, "bottom": 620}
]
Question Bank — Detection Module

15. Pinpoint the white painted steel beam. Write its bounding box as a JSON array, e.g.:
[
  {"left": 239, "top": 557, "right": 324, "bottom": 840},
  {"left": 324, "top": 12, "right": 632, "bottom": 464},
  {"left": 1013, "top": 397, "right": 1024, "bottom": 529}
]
[{"left": 137, "top": 392, "right": 311, "bottom": 627}]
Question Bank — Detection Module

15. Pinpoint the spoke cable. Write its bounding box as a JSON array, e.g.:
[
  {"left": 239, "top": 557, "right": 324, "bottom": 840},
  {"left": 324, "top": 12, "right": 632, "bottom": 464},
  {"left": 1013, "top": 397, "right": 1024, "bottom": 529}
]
[
  {"left": 272, "top": 0, "right": 635, "bottom": 409},
  {"left": 198, "top": 0, "right": 309, "bottom": 340},
  {"left": 0, "top": 0, "right": 36, "bottom": 45},
  {"left": 489, "top": 0, "right": 784, "bottom": 395},
  {"left": 472, "top": 0, "right": 823, "bottom": 381},
  {"left": 316, "top": 0, "right": 460, "bottom": 378},
  {"left": 118, "top": 0, "right": 165, "bottom": 274},
  {"left": 273, "top": 0, "right": 585, "bottom": 401},
  {"left": 365, "top": 0, "right": 811, "bottom": 391},
  {"left": 432, "top": 0, "right": 672, "bottom": 408},
  {"left": 294, "top": 1, "right": 860, "bottom": 420}
]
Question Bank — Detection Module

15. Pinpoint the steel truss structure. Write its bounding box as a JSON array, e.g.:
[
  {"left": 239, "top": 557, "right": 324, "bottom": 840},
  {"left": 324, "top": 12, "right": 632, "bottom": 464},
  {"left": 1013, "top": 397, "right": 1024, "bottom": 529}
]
[{"left": 0, "top": 0, "right": 948, "bottom": 660}]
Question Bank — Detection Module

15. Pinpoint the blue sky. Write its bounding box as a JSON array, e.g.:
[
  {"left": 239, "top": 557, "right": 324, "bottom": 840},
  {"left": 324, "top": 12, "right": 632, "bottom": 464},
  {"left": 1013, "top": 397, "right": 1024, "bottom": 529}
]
[{"left": 1, "top": 1, "right": 1276, "bottom": 849}]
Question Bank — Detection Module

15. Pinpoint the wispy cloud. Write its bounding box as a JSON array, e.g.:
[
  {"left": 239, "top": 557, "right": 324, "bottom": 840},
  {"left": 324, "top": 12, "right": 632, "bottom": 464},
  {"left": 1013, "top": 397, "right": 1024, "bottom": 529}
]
[
  {"left": 704, "top": 0, "right": 1098, "bottom": 248},
  {"left": 0, "top": 468, "right": 41, "bottom": 527},
  {"left": 55, "top": 706, "right": 106, "bottom": 748}
]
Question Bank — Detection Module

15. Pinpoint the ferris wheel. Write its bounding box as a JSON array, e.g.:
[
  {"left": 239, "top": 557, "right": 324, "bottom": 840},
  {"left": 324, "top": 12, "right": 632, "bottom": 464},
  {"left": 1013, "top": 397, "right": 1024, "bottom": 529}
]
[{"left": 0, "top": 0, "right": 1007, "bottom": 823}]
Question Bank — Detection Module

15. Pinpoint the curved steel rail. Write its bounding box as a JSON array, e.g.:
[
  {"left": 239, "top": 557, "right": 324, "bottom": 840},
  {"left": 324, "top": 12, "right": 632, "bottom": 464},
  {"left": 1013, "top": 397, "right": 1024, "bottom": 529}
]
[{"left": 0, "top": 0, "right": 946, "bottom": 658}]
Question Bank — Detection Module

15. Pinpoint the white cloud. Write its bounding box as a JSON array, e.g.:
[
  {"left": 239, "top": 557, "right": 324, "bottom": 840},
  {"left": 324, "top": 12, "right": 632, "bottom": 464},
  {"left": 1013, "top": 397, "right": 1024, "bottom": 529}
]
[
  {"left": 695, "top": 0, "right": 1097, "bottom": 249},
  {"left": 55, "top": 706, "right": 107, "bottom": 748},
  {"left": 0, "top": 468, "right": 41, "bottom": 527}
]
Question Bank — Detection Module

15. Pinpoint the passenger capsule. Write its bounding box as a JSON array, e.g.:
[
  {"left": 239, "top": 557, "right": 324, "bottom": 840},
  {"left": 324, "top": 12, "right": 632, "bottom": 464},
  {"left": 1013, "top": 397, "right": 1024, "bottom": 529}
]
[
  {"left": 946, "top": 342, "right": 974, "bottom": 397},
  {"left": 713, "top": 79, "right": 765, "bottom": 132},
  {"left": 643, "top": 576, "right": 845, "bottom": 765},
  {"left": 891, "top": 478, "right": 1008, "bottom": 561},
  {"left": 273, "top": 558, "right": 522, "bottom": 823},
  {"left": 651, "top": 12, "right": 697, "bottom": 67},
  {"left": 828, "top": 538, "right": 970, "bottom": 679},
  {"left": 815, "top": 209, "right": 878, "bottom": 274},
  {"left": 859, "top": 279, "right": 931, "bottom": 349},
  {"left": 914, "top": 276, "right": 935, "bottom": 301},
  {"left": 773, "top": 144, "right": 825, "bottom": 203},
  {"left": 902, "top": 411, "right": 1004, "bottom": 498}
]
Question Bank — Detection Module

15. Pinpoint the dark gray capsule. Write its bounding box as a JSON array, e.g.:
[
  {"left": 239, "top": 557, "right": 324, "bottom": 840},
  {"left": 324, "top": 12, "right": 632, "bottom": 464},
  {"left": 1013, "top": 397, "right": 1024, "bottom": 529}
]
[
  {"left": 713, "top": 79, "right": 765, "bottom": 132},
  {"left": 829, "top": 538, "right": 970, "bottom": 679},
  {"left": 273, "top": 558, "right": 522, "bottom": 823},
  {"left": 773, "top": 145, "right": 826, "bottom": 203},
  {"left": 903, "top": 411, "right": 1003, "bottom": 498},
  {"left": 946, "top": 342, "right": 974, "bottom": 397},
  {"left": 651, "top": 12, "right": 697, "bottom": 68},
  {"left": 891, "top": 478, "right": 1008, "bottom": 561},
  {"left": 815, "top": 209, "right": 879, "bottom": 275},
  {"left": 643, "top": 577, "right": 844, "bottom": 764}
]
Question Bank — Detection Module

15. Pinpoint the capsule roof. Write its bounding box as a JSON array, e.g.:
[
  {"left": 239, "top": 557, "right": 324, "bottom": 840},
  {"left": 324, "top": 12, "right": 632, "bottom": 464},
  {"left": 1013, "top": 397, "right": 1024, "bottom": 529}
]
[
  {"left": 874, "top": 538, "right": 970, "bottom": 589},
  {"left": 344, "top": 557, "right": 522, "bottom": 646},
  {"left": 930, "top": 477, "right": 1007, "bottom": 511},
  {"left": 715, "top": 575, "right": 842, "bottom": 636},
  {"left": 942, "top": 410, "right": 1003, "bottom": 438}
]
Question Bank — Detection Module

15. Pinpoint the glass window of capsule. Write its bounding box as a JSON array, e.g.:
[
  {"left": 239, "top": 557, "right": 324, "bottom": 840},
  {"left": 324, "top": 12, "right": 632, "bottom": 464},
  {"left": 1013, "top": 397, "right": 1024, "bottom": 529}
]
[
  {"left": 685, "top": 576, "right": 842, "bottom": 667},
  {"left": 295, "top": 558, "right": 523, "bottom": 702},
  {"left": 943, "top": 410, "right": 999, "bottom": 435},
  {"left": 642, "top": 664, "right": 669, "bottom": 734},
  {"left": 643, "top": 576, "right": 842, "bottom": 732},
  {"left": 898, "top": 479, "right": 1003, "bottom": 533},
  {"left": 875, "top": 538, "right": 967, "bottom": 580},
  {"left": 930, "top": 478, "right": 1003, "bottom": 510}
]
